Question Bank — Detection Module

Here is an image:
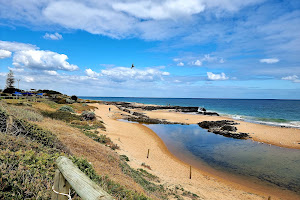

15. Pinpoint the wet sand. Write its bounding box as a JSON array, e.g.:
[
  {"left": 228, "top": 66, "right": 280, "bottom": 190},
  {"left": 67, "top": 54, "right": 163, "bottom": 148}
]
[{"left": 92, "top": 103, "right": 300, "bottom": 199}]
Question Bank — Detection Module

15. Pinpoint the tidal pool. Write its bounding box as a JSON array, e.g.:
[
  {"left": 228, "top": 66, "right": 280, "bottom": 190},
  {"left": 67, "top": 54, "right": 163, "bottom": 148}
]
[{"left": 145, "top": 124, "right": 300, "bottom": 195}]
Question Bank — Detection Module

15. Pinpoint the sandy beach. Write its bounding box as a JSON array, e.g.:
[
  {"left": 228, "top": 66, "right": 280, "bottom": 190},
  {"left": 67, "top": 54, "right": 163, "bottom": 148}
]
[{"left": 91, "top": 103, "right": 300, "bottom": 199}]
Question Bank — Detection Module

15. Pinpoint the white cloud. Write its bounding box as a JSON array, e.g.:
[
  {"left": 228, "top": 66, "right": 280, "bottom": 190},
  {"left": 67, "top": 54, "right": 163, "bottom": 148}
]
[
  {"left": 112, "top": 0, "right": 205, "bottom": 20},
  {"left": 259, "top": 58, "right": 279, "bottom": 64},
  {"left": 0, "top": 49, "right": 11, "bottom": 59},
  {"left": 207, "top": 72, "right": 229, "bottom": 80},
  {"left": 13, "top": 50, "right": 79, "bottom": 71},
  {"left": 43, "top": 32, "right": 63, "bottom": 40},
  {"left": 43, "top": 1, "right": 136, "bottom": 39},
  {"left": 8, "top": 67, "right": 24, "bottom": 72},
  {"left": 281, "top": 75, "right": 300, "bottom": 83},
  {"left": 177, "top": 62, "right": 184, "bottom": 66},
  {"left": 0, "top": 1, "right": 264, "bottom": 40},
  {"left": 0, "top": 40, "right": 38, "bottom": 52},
  {"left": 192, "top": 60, "right": 202, "bottom": 66},
  {"left": 202, "top": 54, "right": 217, "bottom": 62},
  {"left": 44, "top": 70, "right": 58, "bottom": 76},
  {"left": 85, "top": 68, "right": 99, "bottom": 78},
  {"left": 100, "top": 67, "right": 170, "bottom": 82},
  {"left": 24, "top": 76, "right": 35, "bottom": 82},
  {"left": 219, "top": 58, "right": 225, "bottom": 63},
  {"left": 173, "top": 58, "right": 180, "bottom": 62}
]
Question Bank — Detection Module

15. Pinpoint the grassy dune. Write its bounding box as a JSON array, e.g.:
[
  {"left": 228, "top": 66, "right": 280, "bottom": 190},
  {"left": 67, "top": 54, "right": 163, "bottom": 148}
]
[{"left": 0, "top": 99, "right": 169, "bottom": 199}]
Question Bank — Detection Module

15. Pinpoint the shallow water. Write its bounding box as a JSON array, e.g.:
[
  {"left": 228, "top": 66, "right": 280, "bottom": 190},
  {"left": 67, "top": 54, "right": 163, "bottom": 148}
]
[{"left": 145, "top": 124, "right": 300, "bottom": 195}]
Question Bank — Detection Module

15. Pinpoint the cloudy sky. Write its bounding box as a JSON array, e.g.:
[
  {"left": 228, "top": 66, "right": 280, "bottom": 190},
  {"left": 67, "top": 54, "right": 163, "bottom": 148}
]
[{"left": 0, "top": 0, "right": 299, "bottom": 99}]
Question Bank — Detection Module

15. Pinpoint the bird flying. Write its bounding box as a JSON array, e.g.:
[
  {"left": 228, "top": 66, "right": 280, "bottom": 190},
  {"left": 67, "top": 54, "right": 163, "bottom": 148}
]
[{"left": 131, "top": 64, "right": 135, "bottom": 69}]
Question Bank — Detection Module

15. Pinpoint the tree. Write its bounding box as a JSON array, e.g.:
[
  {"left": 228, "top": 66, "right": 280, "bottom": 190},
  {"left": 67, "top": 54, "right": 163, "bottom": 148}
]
[{"left": 6, "top": 70, "right": 15, "bottom": 89}]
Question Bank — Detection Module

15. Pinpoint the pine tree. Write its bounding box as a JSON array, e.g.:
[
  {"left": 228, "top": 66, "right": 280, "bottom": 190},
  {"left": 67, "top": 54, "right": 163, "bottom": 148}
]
[{"left": 6, "top": 70, "right": 15, "bottom": 89}]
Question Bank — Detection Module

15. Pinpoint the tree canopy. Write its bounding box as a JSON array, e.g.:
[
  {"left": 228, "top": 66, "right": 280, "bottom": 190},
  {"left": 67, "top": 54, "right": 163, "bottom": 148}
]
[{"left": 6, "top": 70, "right": 15, "bottom": 89}]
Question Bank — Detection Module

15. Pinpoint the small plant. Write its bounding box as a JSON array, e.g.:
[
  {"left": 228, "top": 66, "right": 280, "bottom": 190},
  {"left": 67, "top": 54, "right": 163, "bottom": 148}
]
[
  {"left": 81, "top": 111, "right": 96, "bottom": 121},
  {"left": 82, "top": 103, "right": 88, "bottom": 107},
  {"left": 66, "top": 98, "right": 75, "bottom": 104},
  {"left": 141, "top": 163, "right": 152, "bottom": 170},
  {"left": 70, "top": 156, "right": 150, "bottom": 199},
  {"left": 59, "top": 105, "right": 74, "bottom": 113},
  {"left": 120, "top": 155, "right": 130, "bottom": 162},
  {"left": 110, "top": 143, "right": 119, "bottom": 150}
]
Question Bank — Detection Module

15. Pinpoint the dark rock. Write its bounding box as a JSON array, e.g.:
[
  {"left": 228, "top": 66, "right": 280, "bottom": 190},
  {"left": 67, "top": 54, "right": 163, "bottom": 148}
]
[
  {"left": 132, "top": 112, "right": 145, "bottom": 117},
  {"left": 198, "top": 120, "right": 239, "bottom": 129},
  {"left": 198, "top": 107, "right": 206, "bottom": 112},
  {"left": 176, "top": 107, "right": 199, "bottom": 112},
  {"left": 221, "top": 125, "right": 237, "bottom": 132},
  {"left": 198, "top": 120, "right": 248, "bottom": 139},
  {"left": 126, "top": 115, "right": 184, "bottom": 125}
]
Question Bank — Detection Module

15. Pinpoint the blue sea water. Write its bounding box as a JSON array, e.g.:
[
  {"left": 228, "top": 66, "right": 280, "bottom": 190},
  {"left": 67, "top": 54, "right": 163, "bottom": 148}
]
[{"left": 80, "top": 97, "right": 300, "bottom": 128}]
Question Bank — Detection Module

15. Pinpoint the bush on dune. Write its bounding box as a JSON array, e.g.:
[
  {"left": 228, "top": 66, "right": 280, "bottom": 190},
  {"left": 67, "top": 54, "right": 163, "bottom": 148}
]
[
  {"left": 81, "top": 111, "right": 96, "bottom": 121},
  {"left": 59, "top": 105, "right": 74, "bottom": 113}
]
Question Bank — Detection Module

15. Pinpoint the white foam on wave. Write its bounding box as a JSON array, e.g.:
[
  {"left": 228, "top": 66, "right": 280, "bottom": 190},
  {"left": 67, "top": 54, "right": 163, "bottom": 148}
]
[{"left": 219, "top": 113, "right": 300, "bottom": 129}]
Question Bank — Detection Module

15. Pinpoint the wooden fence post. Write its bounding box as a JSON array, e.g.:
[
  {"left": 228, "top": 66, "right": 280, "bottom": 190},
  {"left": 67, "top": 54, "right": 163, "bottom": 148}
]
[
  {"left": 147, "top": 149, "right": 150, "bottom": 158},
  {"left": 55, "top": 156, "right": 114, "bottom": 200},
  {"left": 52, "top": 169, "right": 70, "bottom": 200}
]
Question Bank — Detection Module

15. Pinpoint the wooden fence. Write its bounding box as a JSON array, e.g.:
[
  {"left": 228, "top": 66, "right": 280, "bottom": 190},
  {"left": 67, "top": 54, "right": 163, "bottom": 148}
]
[{"left": 52, "top": 156, "right": 114, "bottom": 200}]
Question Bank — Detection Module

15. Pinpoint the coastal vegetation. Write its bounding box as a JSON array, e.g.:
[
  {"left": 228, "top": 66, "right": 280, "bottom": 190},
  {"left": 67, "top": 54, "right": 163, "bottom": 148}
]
[{"left": 1, "top": 90, "right": 196, "bottom": 199}]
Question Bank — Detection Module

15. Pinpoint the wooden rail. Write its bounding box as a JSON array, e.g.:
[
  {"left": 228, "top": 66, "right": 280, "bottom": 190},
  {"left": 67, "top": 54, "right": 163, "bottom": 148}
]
[{"left": 52, "top": 156, "right": 114, "bottom": 200}]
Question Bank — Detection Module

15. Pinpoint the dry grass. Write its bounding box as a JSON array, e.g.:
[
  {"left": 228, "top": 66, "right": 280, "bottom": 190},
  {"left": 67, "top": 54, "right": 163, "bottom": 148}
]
[
  {"left": 0, "top": 102, "right": 43, "bottom": 122},
  {"left": 32, "top": 102, "right": 97, "bottom": 114},
  {"left": 34, "top": 118, "right": 151, "bottom": 198},
  {"left": 70, "top": 103, "right": 98, "bottom": 113},
  {"left": 32, "top": 102, "right": 57, "bottom": 112}
]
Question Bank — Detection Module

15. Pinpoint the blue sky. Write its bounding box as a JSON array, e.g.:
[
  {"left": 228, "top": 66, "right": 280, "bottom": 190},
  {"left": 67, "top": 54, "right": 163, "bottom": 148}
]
[{"left": 0, "top": 0, "right": 299, "bottom": 99}]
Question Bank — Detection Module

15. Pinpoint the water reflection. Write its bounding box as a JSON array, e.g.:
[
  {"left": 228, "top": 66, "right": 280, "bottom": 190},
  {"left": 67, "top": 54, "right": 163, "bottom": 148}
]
[{"left": 146, "top": 124, "right": 300, "bottom": 194}]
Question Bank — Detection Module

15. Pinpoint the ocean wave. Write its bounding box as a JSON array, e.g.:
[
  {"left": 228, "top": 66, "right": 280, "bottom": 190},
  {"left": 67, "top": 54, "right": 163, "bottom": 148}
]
[{"left": 217, "top": 113, "right": 300, "bottom": 129}]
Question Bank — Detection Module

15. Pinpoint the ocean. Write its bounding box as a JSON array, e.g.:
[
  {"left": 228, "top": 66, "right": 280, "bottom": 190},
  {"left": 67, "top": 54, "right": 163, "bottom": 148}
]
[{"left": 79, "top": 97, "right": 300, "bottom": 128}]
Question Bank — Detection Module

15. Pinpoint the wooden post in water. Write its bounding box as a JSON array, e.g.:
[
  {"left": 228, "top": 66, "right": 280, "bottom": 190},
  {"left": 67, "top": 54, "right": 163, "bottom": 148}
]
[
  {"left": 147, "top": 149, "right": 150, "bottom": 158},
  {"left": 189, "top": 166, "right": 192, "bottom": 179},
  {"left": 52, "top": 169, "right": 70, "bottom": 200}
]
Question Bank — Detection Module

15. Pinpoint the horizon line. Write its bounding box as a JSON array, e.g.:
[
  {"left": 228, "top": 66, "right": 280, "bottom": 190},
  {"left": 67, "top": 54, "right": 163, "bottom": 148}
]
[{"left": 78, "top": 96, "right": 300, "bottom": 101}]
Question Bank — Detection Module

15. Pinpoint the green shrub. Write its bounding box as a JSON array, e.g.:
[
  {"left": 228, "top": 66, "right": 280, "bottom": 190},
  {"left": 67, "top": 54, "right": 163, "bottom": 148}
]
[
  {"left": 71, "top": 156, "right": 150, "bottom": 199},
  {"left": 0, "top": 149, "right": 60, "bottom": 199},
  {"left": 71, "top": 95, "right": 78, "bottom": 101},
  {"left": 81, "top": 111, "right": 96, "bottom": 121},
  {"left": 41, "top": 111, "right": 80, "bottom": 122},
  {"left": 59, "top": 105, "right": 74, "bottom": 113},
  {"left": 66, "top": 98, "right": 75, "bottom": 104}
]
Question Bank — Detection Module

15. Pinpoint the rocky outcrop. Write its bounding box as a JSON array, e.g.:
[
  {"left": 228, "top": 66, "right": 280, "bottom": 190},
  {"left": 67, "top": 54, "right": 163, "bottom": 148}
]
[
  {"left": 198, "top": 120, "right": 249, "bottom": 139},
  {"left": 108, "top": 101, "right": 219, "bottom": 116},
  {"left": 123, "top": 112, "right": 186, "bottom": 125},
  {"left": 197, "top": 111, "right": 219, "bottom": 116}
]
